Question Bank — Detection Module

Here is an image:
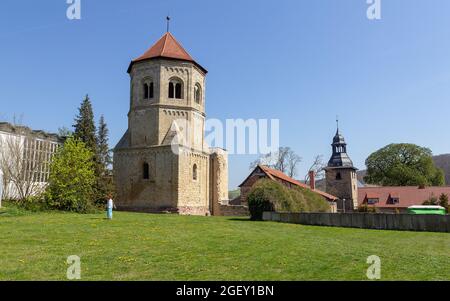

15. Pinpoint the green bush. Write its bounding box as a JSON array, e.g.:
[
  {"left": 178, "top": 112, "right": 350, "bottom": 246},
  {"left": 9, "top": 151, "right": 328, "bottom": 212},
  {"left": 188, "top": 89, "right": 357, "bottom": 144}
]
[
  {"left": 356, "top": 204, "right": 378, "bottom": 213},
  {"left": 247, "top": 179, "right": 330, "bottom": 220},
  {"left": 44, "top": 137, "right": 96, "bottom": 213},
  {"left": 0, "top": 200, "right": 41, "bottom": 217}
]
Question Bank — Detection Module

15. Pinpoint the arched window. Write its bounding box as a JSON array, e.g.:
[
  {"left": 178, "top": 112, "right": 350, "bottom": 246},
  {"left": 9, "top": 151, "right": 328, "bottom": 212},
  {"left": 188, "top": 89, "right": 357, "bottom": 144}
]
[
  {"left": 143, "top": 162, "right": 149, "bottom": 180},
  {"left": 168, "top": 78, "right": 183, "bottom": 99},
  {"left": 149, "top": 82, "right": 154, "bottom": 98},
  {"left": 143, "top": 80, "right": 154, "bottom": 100},
  {"left": 193, "top": 164, "right": 198, "bottom": 180},
  {"left": 194, "top": 84, "right": 201, "bottom": 104},
  {"left": 168, "top": 82, "right": 174, "bottom": 99},
  {"left": 143, "top": 83, "right": 149, "bottom": 99},
  {"left": 175, "top": 83, "right": 182, "bottom": 99},
  {"left": 336, "top": 172, "right": 342, "bottom": 180}
]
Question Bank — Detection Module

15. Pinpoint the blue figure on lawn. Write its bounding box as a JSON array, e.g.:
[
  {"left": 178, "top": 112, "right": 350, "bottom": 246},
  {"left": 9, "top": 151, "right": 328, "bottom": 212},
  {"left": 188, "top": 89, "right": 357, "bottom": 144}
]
[{"left": 106, "top": 197, "right": 115, "bottom": 219}]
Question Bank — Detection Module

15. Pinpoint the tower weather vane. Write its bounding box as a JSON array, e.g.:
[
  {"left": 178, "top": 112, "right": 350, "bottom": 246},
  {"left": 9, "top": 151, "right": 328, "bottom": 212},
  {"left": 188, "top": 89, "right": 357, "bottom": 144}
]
[{"left": 166, "top": 15, "right": 171, "bottom": 32}]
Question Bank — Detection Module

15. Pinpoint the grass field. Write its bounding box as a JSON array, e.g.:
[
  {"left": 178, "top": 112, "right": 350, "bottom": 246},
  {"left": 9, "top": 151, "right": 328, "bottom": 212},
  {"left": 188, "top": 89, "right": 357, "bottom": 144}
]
[{"left": 0, "top": 205, "right": 449, "bottom": 280}]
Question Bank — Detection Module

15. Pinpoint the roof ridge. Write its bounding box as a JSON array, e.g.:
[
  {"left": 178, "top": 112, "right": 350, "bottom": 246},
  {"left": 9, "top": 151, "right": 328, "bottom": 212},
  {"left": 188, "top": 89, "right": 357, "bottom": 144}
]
[{"left": 161, "top": 32, "right": 169, "bottom": 55}]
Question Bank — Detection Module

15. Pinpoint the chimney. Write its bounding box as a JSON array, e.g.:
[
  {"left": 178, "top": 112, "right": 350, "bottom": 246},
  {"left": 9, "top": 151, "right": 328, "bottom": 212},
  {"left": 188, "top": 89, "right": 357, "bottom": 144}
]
[{"left": 309, "top": 170, "right": 315, "bottom": 190}]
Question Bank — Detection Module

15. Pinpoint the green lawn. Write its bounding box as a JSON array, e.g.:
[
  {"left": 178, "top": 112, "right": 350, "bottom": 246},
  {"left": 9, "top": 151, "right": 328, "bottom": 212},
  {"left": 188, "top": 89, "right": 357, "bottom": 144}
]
[{"left": 0, "top": 206, "right": 449, "bottom": 280}]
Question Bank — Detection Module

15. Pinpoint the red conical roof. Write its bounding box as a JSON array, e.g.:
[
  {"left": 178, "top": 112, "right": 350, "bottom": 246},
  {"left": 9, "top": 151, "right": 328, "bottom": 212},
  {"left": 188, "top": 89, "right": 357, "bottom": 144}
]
[{"left": 128, "top": 32, "right": 206, "bottom": 73}]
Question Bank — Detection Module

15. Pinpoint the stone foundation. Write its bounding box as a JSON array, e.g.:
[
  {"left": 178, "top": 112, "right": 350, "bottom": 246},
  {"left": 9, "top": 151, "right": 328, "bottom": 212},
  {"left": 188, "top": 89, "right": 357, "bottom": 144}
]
[
  {"left": 219, "top": 204, "right": 249, "bottom": 216},
  {"left": 116, "top": 205, "right": 210, "bottom": 216},
  {"left": 177, "top": 206, "right": 210, "bottom": 216}
]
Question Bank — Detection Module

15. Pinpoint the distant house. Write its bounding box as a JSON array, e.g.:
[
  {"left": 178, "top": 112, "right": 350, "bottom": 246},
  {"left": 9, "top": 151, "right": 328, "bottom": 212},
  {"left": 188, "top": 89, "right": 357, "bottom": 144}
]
[
  {"left": 0, "top": 122, "right": 63, "bottom": 204},
  {"left": 358, "top": 186, "right": 450, "bottom": 213},
  {"left": 236, "top": 165, "right": 338, "bottom": 212}
]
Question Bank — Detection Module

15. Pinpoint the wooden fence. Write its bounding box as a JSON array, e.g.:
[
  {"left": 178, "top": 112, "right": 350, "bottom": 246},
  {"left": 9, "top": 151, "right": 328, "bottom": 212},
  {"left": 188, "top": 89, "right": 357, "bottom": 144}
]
[{"left": 262, "top": 212, "right": 450, "bottom": 233}]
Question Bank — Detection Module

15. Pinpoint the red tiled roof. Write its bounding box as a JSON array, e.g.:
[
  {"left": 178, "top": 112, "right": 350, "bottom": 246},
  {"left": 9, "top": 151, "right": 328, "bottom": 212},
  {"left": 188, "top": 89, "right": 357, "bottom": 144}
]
[
  {"left": 128, "top": 32, "right": 206, "bottom": 73},
  {"left": 258, "top": 165, "right": 338, "bottom": 201},
  {"left": 358, "top": 186, "right": 450, "bottom": 208},
  {"left": 134, "top": 32, "right": 194, "bottom": 63}
]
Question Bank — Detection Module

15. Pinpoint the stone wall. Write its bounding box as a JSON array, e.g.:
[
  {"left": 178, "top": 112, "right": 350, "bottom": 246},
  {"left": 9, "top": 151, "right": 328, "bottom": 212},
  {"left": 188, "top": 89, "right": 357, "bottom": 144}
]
[
  {"left": 219, "top": 204, "right": 249, "bottom": 216},
  {"left": 263, "top": 212, "right": 450, "bottom": 233},
  {"left": 177, "top": 148, "right": 210, "bottom": 215},
  {"left": 113, "top": 145, "right": 179, "bottom": 210},
  {"left": 209, "top": 148, "right": 228, "bottom": 215}
]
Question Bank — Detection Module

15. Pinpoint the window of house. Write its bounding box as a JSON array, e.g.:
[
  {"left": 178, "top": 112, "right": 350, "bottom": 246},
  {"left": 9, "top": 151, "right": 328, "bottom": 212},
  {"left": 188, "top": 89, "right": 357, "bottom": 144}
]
[
  {"left": 194, "top": 84, "right": 201, "bottom": 104},
  {"left": 168, "top": 78, "right": 183, "bottom": 99},
  {"left": 367, "top": 198, "right": 379, "bottom": 205},
  {"left": 336, "top": 172, "right": 342, "bottom": 180},
  {"left": 143, "top": 162, "right": 150, "bottom": 180},
  {"left": 193, "top": 164, "right": 198, "bottom": 180},
  {"left": 390, "top": 197, "right": 400, "bottom": 204}
]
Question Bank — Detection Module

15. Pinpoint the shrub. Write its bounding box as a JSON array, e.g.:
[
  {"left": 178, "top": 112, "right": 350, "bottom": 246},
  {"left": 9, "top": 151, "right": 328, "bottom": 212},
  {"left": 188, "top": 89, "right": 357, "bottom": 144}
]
[
  {"left": 423, "top": 196, "right": 439, "bottom": 206},
  {"left": 438, "top": 194, "right": 449, "bottom": 213},
  {"left": 247, "top": 179, "right": 330, "bottom": 220},
  {"left": 44, "top": 137, "right": 96, "bottom": 213},
  {"left": 357, "top": 204, "right": 378, "bottom": 213}
]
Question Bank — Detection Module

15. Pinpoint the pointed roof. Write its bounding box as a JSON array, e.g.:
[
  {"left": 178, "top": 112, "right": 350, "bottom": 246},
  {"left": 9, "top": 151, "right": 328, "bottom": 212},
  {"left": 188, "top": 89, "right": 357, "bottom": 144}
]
[
  {"left": 127, "top": 32, "right": 207, "bottom": 73},
  {"left": 327, "top": 125, "right": 356, "bottom": 170}
]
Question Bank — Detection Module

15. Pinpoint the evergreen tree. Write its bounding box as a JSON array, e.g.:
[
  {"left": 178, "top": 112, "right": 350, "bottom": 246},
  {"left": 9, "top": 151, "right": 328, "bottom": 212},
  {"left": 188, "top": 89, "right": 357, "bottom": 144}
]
[
  {"left": 97, "top": 115, "right": 112, "bottom": 173},
  {"left": 95, "top": 115, "right": 115, "bottom": 204},
  {"left": 439, "top": 194, "right": 449, "bottom": 212},
  {"left": 73, "top": 94, "right": 97, "bottom": 153}
]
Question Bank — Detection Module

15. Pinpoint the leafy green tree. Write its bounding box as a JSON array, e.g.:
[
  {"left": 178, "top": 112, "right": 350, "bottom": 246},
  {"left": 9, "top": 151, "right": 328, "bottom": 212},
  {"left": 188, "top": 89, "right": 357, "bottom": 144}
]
[
  {"left": 45, "top": 137, "right": 96, "bottom": 213},
  {"left": 95, "top": 115, "right": 115, "bottom": 203},
  {"left": 364, "top": 143, "right": 445, "bottom": 187},
  {"left": 73, "top": 94, "right": 97, "bottom": 153}
]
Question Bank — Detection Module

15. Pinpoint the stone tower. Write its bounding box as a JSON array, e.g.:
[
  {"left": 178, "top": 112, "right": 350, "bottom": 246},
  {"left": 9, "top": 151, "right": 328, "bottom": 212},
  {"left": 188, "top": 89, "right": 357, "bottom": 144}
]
[
  {"left": 325, "top": 124, "right": 358, "bottom": 212},
  {"left": 114, "top": 31, "right": 228, "bottom": 215}
]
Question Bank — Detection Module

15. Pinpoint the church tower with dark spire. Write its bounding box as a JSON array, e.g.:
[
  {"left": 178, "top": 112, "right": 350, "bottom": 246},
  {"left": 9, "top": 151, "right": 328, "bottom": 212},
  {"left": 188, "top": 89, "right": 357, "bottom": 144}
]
[{"left": 325, "top": 122, "right": 358, "bottom": 211}]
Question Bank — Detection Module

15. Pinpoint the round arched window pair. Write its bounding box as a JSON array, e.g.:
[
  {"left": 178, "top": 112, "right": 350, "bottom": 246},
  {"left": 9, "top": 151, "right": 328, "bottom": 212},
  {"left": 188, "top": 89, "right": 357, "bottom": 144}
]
[{"left": 168, "top": 78, "right": 183, "bottom": 99}]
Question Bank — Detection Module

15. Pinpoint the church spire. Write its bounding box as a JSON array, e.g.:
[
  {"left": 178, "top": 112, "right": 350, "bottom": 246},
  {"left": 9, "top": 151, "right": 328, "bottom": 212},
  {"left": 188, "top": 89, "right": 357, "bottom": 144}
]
[
  {"left": 336, "top": 115, "right": 339, "bottom": 134},
  {"left": 328, "top": 120, "right": 355, "bottom": 169}
]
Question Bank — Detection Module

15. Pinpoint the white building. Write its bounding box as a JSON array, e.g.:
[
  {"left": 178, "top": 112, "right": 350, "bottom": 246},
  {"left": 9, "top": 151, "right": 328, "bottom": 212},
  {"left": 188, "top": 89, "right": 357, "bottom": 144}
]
[{"left": 0, "top": 122, "right": 63, "bottom": 206}]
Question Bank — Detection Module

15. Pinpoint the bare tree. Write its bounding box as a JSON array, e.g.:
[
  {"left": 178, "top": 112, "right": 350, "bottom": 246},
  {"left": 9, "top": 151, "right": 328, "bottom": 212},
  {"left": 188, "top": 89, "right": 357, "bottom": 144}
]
[
  {"left": 304, "top": 155, "right": 327, "bottom": 183},
  {"left": 0, "top": 126, "right": 48, "bottom": 203},
  {"left": 286, "top": 150, "right": 302, "bottom": 178},
  {"left": 250, "top": 147, "right": 302, "bottom": 178}
]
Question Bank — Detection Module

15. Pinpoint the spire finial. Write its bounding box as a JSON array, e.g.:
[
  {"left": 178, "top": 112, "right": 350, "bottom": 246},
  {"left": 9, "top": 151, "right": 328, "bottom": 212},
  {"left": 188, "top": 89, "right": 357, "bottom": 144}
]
[
  {"left": 336, "top": 115, "right": 339, "bottom": 133},
  {"left": 166, "top": 15, "right": 171, "bottom": 32}
]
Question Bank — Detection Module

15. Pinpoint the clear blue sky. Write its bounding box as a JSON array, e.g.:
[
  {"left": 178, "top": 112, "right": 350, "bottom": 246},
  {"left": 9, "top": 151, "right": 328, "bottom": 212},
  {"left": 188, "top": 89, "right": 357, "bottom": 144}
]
[{"left": 1, "top": 0, "right": 450, "bottom": 189}]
